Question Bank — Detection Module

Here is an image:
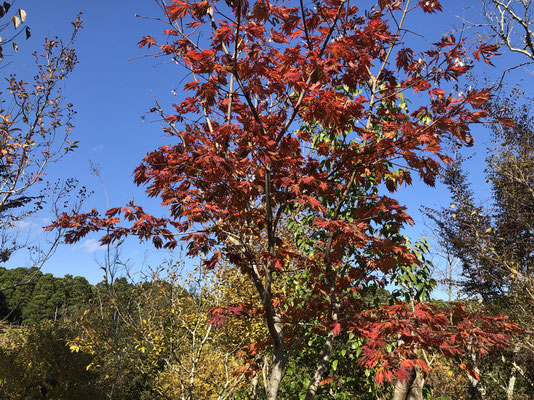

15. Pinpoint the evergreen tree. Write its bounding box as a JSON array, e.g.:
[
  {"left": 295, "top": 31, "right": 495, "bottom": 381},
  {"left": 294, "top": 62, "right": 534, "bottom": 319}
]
[
  {"left": 0, "top": 267, "right": 92, "bottom": 324},
  {"left": 0, "top": 267, "right": 41, "bottom": 323}
]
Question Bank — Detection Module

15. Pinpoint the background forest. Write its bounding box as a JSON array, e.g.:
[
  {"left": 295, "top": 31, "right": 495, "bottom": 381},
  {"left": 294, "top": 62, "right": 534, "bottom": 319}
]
[{"left": 1, "top": 0, "right": 534, "bottom": 399}]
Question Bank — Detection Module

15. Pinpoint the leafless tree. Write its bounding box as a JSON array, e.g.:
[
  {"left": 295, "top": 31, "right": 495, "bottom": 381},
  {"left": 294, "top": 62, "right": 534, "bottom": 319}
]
[
  {"left": 477, "top": 0, "right": 534, "bottom": 74},
  {"left": 0, "top": 15, "right": 82, "bottom": 268}
]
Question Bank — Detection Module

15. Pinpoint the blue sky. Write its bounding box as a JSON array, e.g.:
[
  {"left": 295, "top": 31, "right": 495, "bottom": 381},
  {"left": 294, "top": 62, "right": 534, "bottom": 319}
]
[{"left": 3, "top": 0, "right": 533, "bottom": 287}]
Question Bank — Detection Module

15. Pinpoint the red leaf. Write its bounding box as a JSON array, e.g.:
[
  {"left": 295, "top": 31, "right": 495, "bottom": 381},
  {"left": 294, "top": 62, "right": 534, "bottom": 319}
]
[
  {"left": 207, "top": 307, "right": 227, "bottom": 327},
  {"left": 418, "top": 1, "right": 442, "bottom": 13},
  {"left": 331, "top": 322, "right": 341, "bottom": 336},
  {"left": 396, "top": 48, "right": 414, "bottom": 71},
  {"left": 397, "top": 360, "right": 414, "bottom": 383},
  {"left": 204, "top": 252, "right": 220, "bottom": 270},
  {"left": 184, "top": 81, "right": 200, "bottom": 91},
  {"left": 270, "top": 30, "right": 289, "bottom": 44},
  {"left": 138, "top": 36, "right": 156, "bottom": 48},
  {"left": 473, "top": 44, "right": 500, "bottom": 66},
  {"left": 167, "top": 0, "right": 190, "bottom": 20},
  {"left": 379, "top": 0, "right": 402, "bottom": 10},
  {"left": 163, "top": 29, "right": 178, "bottom": 36},
  {"left": 215, "top": 26, "right": 233, "bottom": 41},
  {"left": 318, "top": 378, "right": 334, "bottom": 386},
  {"left": 227, "top": 304, "right": 249, "bottom": 318}
]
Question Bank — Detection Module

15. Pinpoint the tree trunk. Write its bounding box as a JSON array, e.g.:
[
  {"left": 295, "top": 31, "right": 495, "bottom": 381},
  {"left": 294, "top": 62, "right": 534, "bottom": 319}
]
[
  {"left": 392, "top": 377, "right": 411, "bottom": 400},
  {"left": 467, "top": 373, "right": 486, "bottom": 400},
  {"left": 249, "top": 372, "right": 259, "bottom": 400},
  {"left": 392, "top": 366, "right": 424, "bottom": 400},
  {"left": 265, "top": 314, "right": 285, "bottom": 400},
  {"left": 506, "top": 367, "right": 517, "bottom": 400},
  {"left": 303, "top": 331, "right": 336, "bottom": 400},
  {"left": 266, "top": 344, "right": 284, "bottom": 400},
  {"left": 506, "top": 343, "right": 520, "bottom": 400},
  {"left": 408, "top": 367, "right": 425, "bottom": 400}
]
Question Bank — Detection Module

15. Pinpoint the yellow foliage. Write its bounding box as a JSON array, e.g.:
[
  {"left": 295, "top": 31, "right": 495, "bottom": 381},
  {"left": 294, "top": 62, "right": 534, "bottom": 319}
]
[
  {"left": 71, "top": 262, "right": 263, "bottom": 398},
  {"left": 428, "top": 359, "right": 469, "bottom": 400}
]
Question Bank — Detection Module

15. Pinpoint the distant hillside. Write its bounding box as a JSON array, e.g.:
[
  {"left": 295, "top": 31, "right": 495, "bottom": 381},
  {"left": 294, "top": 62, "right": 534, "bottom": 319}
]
[{"left": 0, "top": 267, "right": 93, "bottom": 325}]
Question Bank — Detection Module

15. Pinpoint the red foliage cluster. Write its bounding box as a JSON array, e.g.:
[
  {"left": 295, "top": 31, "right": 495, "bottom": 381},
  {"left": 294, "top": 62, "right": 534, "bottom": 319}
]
[
  {"left": 208, "top": 303, "right": 250, "bottom": 327},
  {"left": 354, "top": 302, "right": 518, "bottom": 383}
]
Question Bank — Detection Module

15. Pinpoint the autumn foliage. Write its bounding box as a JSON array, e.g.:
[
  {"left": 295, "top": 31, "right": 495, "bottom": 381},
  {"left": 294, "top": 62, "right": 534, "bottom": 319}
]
[{"left": 48, "top": 0, "right": 518, "bottom": 398}]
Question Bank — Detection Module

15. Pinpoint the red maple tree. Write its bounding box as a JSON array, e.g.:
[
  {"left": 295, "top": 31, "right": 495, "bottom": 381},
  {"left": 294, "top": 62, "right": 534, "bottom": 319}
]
[{"left": 49, "top": 0, "right": 518, "bottom": 398}]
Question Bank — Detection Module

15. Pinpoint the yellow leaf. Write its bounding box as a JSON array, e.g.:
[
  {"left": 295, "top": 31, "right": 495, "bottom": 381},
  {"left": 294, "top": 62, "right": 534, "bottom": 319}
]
[
  {"left": 12, "top": 15, "right": 20, "bottom": 29},
  {"left": 0, "top": 114, "right": 11, "bottom": 123}
]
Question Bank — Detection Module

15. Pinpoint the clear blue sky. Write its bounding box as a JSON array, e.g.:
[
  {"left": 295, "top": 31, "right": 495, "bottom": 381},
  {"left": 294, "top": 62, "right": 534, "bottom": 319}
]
[{"left": 3, "top": 0, "right": 533, "bottom": 286}]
